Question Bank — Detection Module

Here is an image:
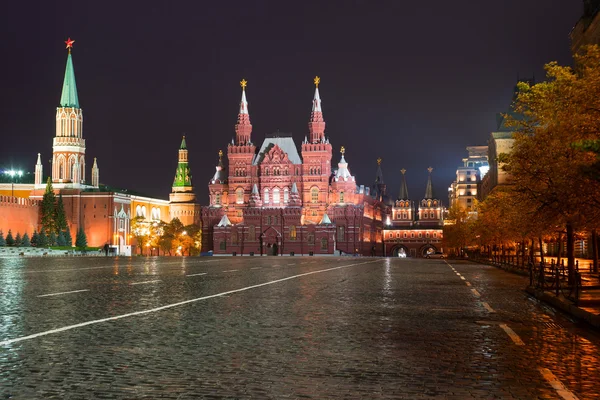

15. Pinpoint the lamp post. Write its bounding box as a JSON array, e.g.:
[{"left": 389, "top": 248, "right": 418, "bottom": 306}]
[{"left": 4, "top": 170, "right": 23, "bottom": 197}]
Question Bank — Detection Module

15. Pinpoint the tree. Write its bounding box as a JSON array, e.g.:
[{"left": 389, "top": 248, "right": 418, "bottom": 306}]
[
  {"left": 31, "top": 230, "right": 38, "bottom": 247},
  {"left": 57, "top": 231, "right": 66, "bottom": 246},
  {"left": 21, "top": 233, "right": 31, "bottom": 247},
  {"left": 75, "top": 227, "right": 87, "bottom": 250},
  {"left": 40, "top": 178, "right": 57, "bottom": 236},
  {"left": 55, "top": 194, "right": 68, "bottom": 233},
  {"left": 48, "top": 231, "right": 57, "bottom": 247},
  {"left": 504, "top": 45, "right": 600, "bottom": 283},
  {"left": 0, "top": 230, "right": 6, "bottom": 247},
  {"left": 443, "top": 204, "right": 474, "bottom": 256},
  {"left": 15, "top": 232, "right": 22, "bottom": 247},
  {"left": 38, "top": 229, "right": 48, "bottom": 248},
  {"left": 131, "top": 216, "right": 149, "bottom": 255},
  {"left": 5, "top": 230, "right": 15, "bottom": 246},
  {"left": 64, "top": 227, "right": 73, "bottom": 247}
]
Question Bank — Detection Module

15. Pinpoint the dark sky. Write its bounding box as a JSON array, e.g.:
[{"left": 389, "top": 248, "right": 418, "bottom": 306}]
[{"left": 0, "top": 0, "right": 583, "bottom": 204}]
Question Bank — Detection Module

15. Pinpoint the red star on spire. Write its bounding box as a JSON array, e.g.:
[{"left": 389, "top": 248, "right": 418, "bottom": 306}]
[{"left": 65, "top": 38, "right": 75, "bottom": 50}]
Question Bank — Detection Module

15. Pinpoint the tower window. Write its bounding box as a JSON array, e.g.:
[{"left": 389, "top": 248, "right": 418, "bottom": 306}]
[
  {"left": 339, "top": 191, "right": 345, "bottom": 203},
  {"left": 273, "top": 188, "right": 280, "bottom": 204},
  {"left": 311, "top": 187, "right": 319, "bottom": 203},
  {"left": 284, "top": 187, "right": 289, "bottom": 203},
  {"left": 236, "top": 188, "right": 244, "bottom": 204},
  {"left": 215, "top": 193, "right": 221, "bottom": 205},
  {"left": 290, "top": 225, "right": 297, "bottom": 240},
  {"left": 264, "top": 188, "right": 270, "bottom": 203}
]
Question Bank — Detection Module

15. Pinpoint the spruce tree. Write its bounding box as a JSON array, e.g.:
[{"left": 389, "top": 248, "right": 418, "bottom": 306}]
[
  {"left": 0, "top": 230, "right": 5, "bottom": 246},
  {"left": 6, "top": 230, "right": 15, "bottom": 246},
  {"left": 21, "top": 233, "right": 31, "bottom": 247},
  {"left": 75, "top": 227, "right": 87, "bottom": 250},
  {"left": 48, "top": 231, "right": 57, "bottom": 247},
  {"left": 31, "top": 230, "right": 39, "bottom": 247},
  {"left": 40, "top": 178, "right": 57, "bottom": 235},
  {"left": 57, "top": 231, "right": 66, "bottom": 246},
  {"left": 38, "top": 229, "right": 48, "bottom": 247},
  {"left": 55, "top": 194, "right": 67, "bottom": 233},
  {"left": 15, "top": 232, "right": 22, "bottom": 247},
  {"left": 64, "top": 227, "right": 73, "bottom": 246}
]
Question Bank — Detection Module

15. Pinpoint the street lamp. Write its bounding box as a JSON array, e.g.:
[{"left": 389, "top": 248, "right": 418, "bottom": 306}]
[{"left": 4, "top": 170, "right": 23, "bottom": 197}]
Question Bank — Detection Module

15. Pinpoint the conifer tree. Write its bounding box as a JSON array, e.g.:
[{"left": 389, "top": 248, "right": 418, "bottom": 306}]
[
  {"left": 55, "top": 194, "right": 68, "bottom": 233},
  {"left": 38, "top": 229, "right": 48, "bottom": 247},
  {"left": 6, "top": 230, "right": 15, "bottom": 246},
  {"left": 48, "top": 231, "right": 57, "bottom": 247},
  {"left": 64, "top": 227, "right": 73, "bottom": 247},
  {"left": 75, "top": 227, "right": 88, "bottom": 250},
  {"left": 0, "top": 230, "right": 6, "bottom": 247},
  {"left": 57, "top": 231, "right": 66, "bottom": 246},
  {"left": 15, "top": 232, "right": 22, "bottom": 247},
  {"left": 21, "top": 233, "right": 31, "bottom": 247},
  {"left": 41, "top": 178, "right": 57, "bottom": 235},
  {"left": 31, "top": 230, "right": 39, "bottom": 247}
]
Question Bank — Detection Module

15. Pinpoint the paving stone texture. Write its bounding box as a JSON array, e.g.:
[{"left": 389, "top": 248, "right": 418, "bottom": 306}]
[{"left": 1, "top": 256, "right": 599, "bottom": 399}]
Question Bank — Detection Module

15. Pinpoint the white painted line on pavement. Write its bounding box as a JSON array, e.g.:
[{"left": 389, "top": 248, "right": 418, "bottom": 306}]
[
  {"left": 287, "top": 264, "right": 295, "bottom": 266},
  {"left": 272, "top": 265, "right": 281, "bottom": 267},
  {"left": 223, "top": 269, "right": 238, "bottom": 273},
  {"left": 0, "top": 259, "right": 382, "bottom": 347},
  {"left": 460, "top": 276, "right": 466, "bottom": 280},
  {"left": 250, "top": 267, "right": 262, "bottom": 270},
  {"left": 539, "top": 367, "right": 580, "bottom": 400},
  {"left": 37, "top": 289, "right": 90, "bottom": 298},
  {"left": 471, "top": 288, "right": 481, "bottom": 297},
  {"left": 465, "top": 282, "right": 472, "bottom": 287},
  {"left": 500, "top": 324, "right": 525, "bottom": 346},
  {"left": 482, "top": 302, "right": 495, "bottom": 313},
  {"left": 186, "top": 273, "right": 207, "bottom": 277},
  {"left": 130, "top": 280, "right": 162, "bottom": 285}
]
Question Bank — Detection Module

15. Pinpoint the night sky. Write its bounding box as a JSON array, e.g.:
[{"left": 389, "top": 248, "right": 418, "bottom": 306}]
[{"left": 0, "top": 1, "right": 583, "bottom": 204}]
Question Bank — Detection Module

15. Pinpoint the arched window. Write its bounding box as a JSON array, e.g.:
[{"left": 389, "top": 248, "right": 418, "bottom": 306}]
[
  {"left": 311, "top": 187, "right": 319, "bottom": 203},
  {"left": 411, "top": 233, "right": 415, "bottom": 238},
  {"left": 339, "top": 191, "right": 345, "bottom": 203},
  {"left": 289, "top": 225, "right": 297, "bottom": 240},
  {"left": 396, "top": 232, "right": 400, "bottom": 238},
  {"left": 430, "top": 212, "right": 434, "bottom": 219},
  {"left": 404, "top": 232, "right": 407, "bottom": 238},
  {"left": 433, "top": 232, "right": 437, "bottom": 238},
  {"left": 236, "top": 188, "right": 244, "bottom": 204},
  {"left": 389, "top": 233, "right": 393, "bottom": 238},
  {"left": 284, "top": 187, "right": 289, "bottom": 203},
  {"left": 403, "top": 212, "right": 407, "bottom": 219},
  {"left": 215, "top": 193, "right": 221, "bottom": 205},
  {"left": 141, "top": 206, "right": 147, "bottom": 218},
  {"left": 264, "top": 188, "right": 270, "bottom": 203},
  {"left": 273, "top": 188, "right": 280, "bottom": 204},
  {"left": 426, "top": 232, "right": 430, "bottom": 238},
  {"left": 337, "top": 226, "right": 345, "bottom": 241},
  {"left": 418, "top": 232, "right": 422, "bottom": 238},
  {"left": 136, "top": 205, "right": 142, "bottom": 217},
  {"left": 321, "top": 238, "right": 328, "bottom": 250}
]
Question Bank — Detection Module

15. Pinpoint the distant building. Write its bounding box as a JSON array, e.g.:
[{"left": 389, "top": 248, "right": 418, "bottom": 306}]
[
  {"left": 571, "top": 0, "right": 600, "bottom": 55},
  {"left": 448, "top": 146, "right": 488, "bottom": 212}
]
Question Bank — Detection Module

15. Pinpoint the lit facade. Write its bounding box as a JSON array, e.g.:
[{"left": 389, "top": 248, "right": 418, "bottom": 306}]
[{"left": 448, "top": 146, "right": 488, "bottom": 211}]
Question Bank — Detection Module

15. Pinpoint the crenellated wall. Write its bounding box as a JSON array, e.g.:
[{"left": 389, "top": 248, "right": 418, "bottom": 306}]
[{"left": 0, "top": 196, "right": 40, "bottom": 236}]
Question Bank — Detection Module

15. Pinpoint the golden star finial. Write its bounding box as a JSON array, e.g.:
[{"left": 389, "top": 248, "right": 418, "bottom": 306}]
[
  {"left": 314, "top": 76, "right": 320, "bottom": 88},
  {"left": 218, "top": 150, "right": 223, "bottom": 160},
  {"left": 377, "top": 158, "right": 382, "bottom": 166},
  {"left": 401, "top": 168, "right": 406, "bottom": 175},
  {"left": 240, "top": 79, "right": 247, "bottom": 89},
  {"left": 428, "top": 167, "right": 433, "bottom": 174},
  {"left": 340, "top": 146, "right": 345, "bottom": 155}
]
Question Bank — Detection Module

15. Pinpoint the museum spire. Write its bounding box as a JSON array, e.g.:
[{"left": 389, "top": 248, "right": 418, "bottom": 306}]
[
  {"left": 308, "top": 76, "right": 326, "bottom": 143},
  {"left": 235, "top": 79, "right": 252, "bottom": 145}
]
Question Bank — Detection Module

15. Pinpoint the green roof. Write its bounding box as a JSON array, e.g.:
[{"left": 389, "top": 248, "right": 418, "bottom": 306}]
[
  {"left": 180, "top": 136, "right": 187, "bottom": 150},
  {"left": 60, "top": 52, "right": 80, "bottom": 108}
]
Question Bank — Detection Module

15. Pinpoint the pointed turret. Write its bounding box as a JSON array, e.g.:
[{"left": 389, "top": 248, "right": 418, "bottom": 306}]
[
  {"left": 308, "top": 76, "right": 326, "bottom": 143},
  {"left": 91, "top": 158, "right": 99, "bottom": 187},
  {"left": 60, "top": 39, "right": 80, "bottom": 108},
  {"left": 235, "top": 79, "right": 253, "bottom": 145},
  {"left": 249, "top": 183, "right": 262, "bottom": 206},
  {"left": 173, "top": 136, "right": 193, "bottom": 191},
  {"left": 424, "top": 167, "right": 435, "bottom": 199},
  {"left": 334, "top": 146, "right": 354, "bottom": 182},
  {"left": 371, "top": 158, "right": 387, "bottom": 201},
  {"left": 319, "top": 213, "right": 333, "bottom": 225},
  {"left": 210, "top": 150, "right": 227, "bottom": 184},
  {"left": 34, "top": 153, "right": 43, "bottom": 186},
  {"left": 289, "top": 182, "right": 301, "bottom": 206},
  {"left": 398, "top": 169, "right": 409, "bottom": 200}
]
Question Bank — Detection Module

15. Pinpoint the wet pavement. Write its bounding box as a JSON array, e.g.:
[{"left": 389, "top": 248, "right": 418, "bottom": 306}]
[{"left": 1, "top": 256, "right": 599, "bottom": 399}]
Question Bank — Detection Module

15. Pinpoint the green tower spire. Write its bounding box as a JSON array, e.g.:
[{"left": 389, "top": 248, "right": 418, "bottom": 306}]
[
  {"left": 60, "top": 45, "right": 80, "bottom": 108},
  {"left": 173, "top": 136, "right": 192, "bottom": 189}
]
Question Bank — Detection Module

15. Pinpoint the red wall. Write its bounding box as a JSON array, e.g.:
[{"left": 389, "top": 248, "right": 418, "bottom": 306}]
[{"left": 0, "top": 196, "right": 40, "bottom": 237}]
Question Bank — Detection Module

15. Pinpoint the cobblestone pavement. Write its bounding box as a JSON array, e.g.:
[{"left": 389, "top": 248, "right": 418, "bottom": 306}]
[{"left": 1, "top": 256, "right": 600, "bottom": 399}]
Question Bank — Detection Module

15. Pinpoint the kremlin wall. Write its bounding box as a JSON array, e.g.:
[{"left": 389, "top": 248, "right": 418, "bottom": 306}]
[{"left": 0, "top": 42, "right": 444, "bottom": 257}]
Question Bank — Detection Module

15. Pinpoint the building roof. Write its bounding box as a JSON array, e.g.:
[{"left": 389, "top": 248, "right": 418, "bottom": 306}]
[
  {"left": 253, "top": 136, "right": 302, "bottom": 165},
  {"left": 398, "top": 170, "right": 409, "bottom": 200},
  {"left": 60, "top": 52, "right": 79, "bottom": 108},
  {"left": 217, "top": 214, "right": 232, "bottom": 227},
  {"left": 424, "top": 168, "right": 435, "bottom": 199}
]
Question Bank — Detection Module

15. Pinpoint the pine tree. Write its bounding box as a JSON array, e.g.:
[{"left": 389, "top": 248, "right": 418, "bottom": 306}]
[
  {"left": 31, "top": 230, "right": 39, "bottom": 247},
  {"left": 40, "top": 178, "right": 57, "bottom": 235},
  {"left": 6, "top": 230, "right": 15, "bottom": 246},
  {"left": 64, "top": 227, "right": 73, "bottom": 247},
  {"left": 57, "top": 231, "right": 66, "bottom": 246},
  {"left": 0, "top": 230, "right": 6, "bottom": 246},
  {"left": 15, "top": 232, "right": 22, "bottom": 247},
  {"left": 21, "top": 233, "right": 31, "bottom": 247},
  {"left": 55, "top": 194, "right": 68, "bottom": 232},
  {"left": 75, "top": 227, "right": 88, "bottom": 250},
  {"left": 38, "top": 229, "right": 48, "bottom": 247},
  {"left": 48, "top": 231, "right": 57, "bottom": 247}
]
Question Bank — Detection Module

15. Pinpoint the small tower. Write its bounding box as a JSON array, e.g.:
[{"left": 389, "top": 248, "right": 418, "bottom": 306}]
[
  {"left": 91, "top": 158, "right": 99, "bottom": 188},
  {"left": 392, "top": 169, "right": 415, "bottom": 226},
  {"left": 34, "top": 153, "right": 43, "bottom": 187},
  {"left": 169, "top": 136, "right": 198, "bottom": 225},
  {"left": 371, "top": 158, "right": 387, "bottom": 202},
  {"left": 331, "top": 146, "right": 356, "bottom": 204},
  {"left": 308, "top": 76, "right": 326, "bottom": 144},
  {"left": 209, "top": 150, "right": 228, "bottom": 208},
  {"left": 53, "top": 38, "right": 86, "bottom": 185},
  {"left": 419, "top": 167, "right": 443, "bottom": 226},
  {"left": 235, "top": 79, "right": 252, "bottom": 145}
]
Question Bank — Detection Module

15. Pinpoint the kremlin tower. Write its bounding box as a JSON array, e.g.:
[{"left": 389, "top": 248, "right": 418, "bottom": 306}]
[{"left": 169, "top": 136, "right": 200, "bottom": 226}]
